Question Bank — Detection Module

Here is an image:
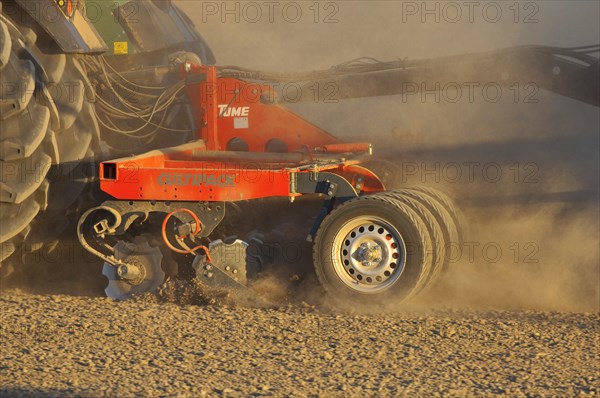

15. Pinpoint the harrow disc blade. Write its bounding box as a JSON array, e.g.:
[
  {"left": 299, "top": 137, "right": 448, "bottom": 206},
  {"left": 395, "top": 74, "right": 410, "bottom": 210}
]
[
  {"left": 191, "top": 239, "right": 262, "bottom": 304},
  {"left": 102, "top": 236, "right": 165, "bottom": 300}
]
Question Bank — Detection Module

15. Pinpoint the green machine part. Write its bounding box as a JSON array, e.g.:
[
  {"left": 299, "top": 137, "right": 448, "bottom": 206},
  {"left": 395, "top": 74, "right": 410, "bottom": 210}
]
[
  {"left": 88, "top": 0, "right": 134, "bottom": 55},
  {"left": 8, "top": 0, "right": 108, "bottom": 53},
  {"left": 85, "top": 0, "right": 215, "bottom": 62}
]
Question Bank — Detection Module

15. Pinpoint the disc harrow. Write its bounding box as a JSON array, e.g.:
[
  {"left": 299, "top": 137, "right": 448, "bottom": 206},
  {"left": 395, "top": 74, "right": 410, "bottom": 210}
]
[{"left": 76, "top": 64, "right": 464, "bottom": 306}]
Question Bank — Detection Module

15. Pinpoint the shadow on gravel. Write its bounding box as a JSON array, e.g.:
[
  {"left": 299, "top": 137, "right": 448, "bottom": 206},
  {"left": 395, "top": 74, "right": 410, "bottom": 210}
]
[
  {"left": 0, "top": 387, "right": 92, "bottom": 398},
  {"left": 0, "top": 260, "right": 106, "bottom": 298}
]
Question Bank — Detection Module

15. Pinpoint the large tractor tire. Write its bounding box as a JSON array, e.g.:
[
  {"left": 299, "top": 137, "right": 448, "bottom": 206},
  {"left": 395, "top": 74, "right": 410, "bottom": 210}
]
[
  {"left": 0, "top": 13, "right": 53, "bottom": 273},
  {"left": 0, "top": 8, "right": 99, "bottom": 278}
]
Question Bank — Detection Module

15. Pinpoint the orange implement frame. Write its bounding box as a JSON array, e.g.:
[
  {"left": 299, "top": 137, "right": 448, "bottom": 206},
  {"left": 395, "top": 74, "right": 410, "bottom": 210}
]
[{"left": 99, "top": 64, "right": 384, "bottom": 203}]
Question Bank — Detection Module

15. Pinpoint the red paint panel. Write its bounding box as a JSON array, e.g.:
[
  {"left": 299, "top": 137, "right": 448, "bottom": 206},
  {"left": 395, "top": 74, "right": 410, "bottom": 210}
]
[
  {"left": 98, "top": 66, "right": 380, "bottom": 203},
  {"left": 184, "top": 71, "right": 341, "bottom": 153},
  {"left": 101, "top": 163, "right": 292, "bottom": 202}
]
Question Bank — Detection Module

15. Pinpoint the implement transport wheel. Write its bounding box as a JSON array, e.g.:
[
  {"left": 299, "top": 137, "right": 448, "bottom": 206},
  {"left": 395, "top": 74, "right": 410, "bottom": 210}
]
[
  {"left": 382, "top": 187, "right": 464, "bottom": 287},
  {"left": 313, "top": 193, "right": 433, "bottom": 308},
  {"left": 408, "top": 186, "right": 466, "bottom": 243}
]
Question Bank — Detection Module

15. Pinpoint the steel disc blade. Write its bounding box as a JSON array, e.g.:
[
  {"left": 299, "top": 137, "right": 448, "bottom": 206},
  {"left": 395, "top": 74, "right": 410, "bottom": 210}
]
[
  {"left": 102, "top": 261, "right": 118, "bottom": 279},
  {"left": 102, "top": 237, "right": 164, "bottom": 300}
]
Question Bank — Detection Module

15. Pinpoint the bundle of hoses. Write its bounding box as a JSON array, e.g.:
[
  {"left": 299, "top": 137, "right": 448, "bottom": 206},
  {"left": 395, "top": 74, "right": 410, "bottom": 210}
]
[{"left": 79, "top": 56, "right": 190, "bottom": 149}]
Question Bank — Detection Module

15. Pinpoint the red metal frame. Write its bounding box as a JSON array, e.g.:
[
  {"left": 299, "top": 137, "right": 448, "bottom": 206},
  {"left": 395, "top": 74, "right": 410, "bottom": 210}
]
[
  {"left": 183, "top": 63, "right": 344, "bottom": 152},
  {"left": 99, "top": 64, "right": 385, "bottom": 202}
]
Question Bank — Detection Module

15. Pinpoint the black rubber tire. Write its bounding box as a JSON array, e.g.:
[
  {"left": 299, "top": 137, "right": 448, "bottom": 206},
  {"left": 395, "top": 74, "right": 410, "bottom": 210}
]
[
  {"left": 313, "top": 193, "right": 432, "bottom": 309},
  {"left": 380, "top": 190, "right": 446, "bottom": 292},
  {"left": 382, "top": 188, "right": 463, "bottom": 288},
  {"left": 19, "top": 48, "right": 106, "bottom": 282},
  {"left": 0, "top": 12, "right": 54, "bottom": 270},
  {"left": 407, "top": 186, "right": 466, "bottom": 244},
  {"left": 0, "top": 7, "right": 100, "bottom": 276}
]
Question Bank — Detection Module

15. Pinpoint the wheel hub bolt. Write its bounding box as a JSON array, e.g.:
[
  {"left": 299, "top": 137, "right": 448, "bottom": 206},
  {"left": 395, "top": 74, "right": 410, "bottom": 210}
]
[{"left": 357, "top": 242, "right": 382, "bottom": 266}]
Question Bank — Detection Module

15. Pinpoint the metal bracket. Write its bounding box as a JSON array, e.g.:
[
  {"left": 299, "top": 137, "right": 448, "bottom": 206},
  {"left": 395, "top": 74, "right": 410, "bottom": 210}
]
[
  {"left": 192, "top": 239, "right": 248, "bottom": 286},
  {"left": 77, "top": 200, "right": 226, "bottom": 267},
  {"left": 292, "top": 171, "right": 358, "bottom": 200},
  {"left": 99, "top": 200, "right": 226, "bottom": 238},
  {"left": 307, "top": 196, "right": 337, "bottom": 242},
  {"left": 291, "top": 172, "right": 359, "bottom": 241}
]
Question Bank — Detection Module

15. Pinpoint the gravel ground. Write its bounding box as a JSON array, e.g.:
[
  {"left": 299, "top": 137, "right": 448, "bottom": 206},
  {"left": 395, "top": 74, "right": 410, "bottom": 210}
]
[{"left": 0, "top": 291, "right": 598, "bottom": 397}]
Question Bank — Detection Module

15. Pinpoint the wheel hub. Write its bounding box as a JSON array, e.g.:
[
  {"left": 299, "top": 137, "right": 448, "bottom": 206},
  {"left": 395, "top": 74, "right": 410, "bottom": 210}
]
[
  {"left": 356, "top": 242, "right": 383, "bottom": 267},
  {"left": 334, "top": 216, "right": 407, "bottom": 293}
]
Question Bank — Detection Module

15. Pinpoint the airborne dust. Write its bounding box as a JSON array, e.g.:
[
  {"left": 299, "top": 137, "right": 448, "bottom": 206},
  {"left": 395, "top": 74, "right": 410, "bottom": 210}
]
[
  {"left": 1, "top": 3, "right": 599, "bottom": 398},
  {"left": 4, "top": 1, "right": 598, "bottom": 313},
  {"left": 175, "top": 0, "right": 599, "bottom": 312}
]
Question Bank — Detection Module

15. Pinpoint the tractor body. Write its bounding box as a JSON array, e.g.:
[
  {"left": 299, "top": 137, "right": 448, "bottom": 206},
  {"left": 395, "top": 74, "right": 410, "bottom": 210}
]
[{"left": 0, "top": 0, "right": 215, "bottom": 273}]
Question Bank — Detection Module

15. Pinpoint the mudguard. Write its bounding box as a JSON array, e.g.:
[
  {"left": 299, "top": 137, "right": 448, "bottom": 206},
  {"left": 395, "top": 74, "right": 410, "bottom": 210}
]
[{"left": 5, "top": 0, "right": 107, "bottom": 53}]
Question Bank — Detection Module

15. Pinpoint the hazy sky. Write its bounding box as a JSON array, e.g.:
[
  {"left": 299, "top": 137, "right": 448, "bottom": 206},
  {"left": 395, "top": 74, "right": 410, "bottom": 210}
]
[
  {"left": 175, "top": 0, "right": 599, "bottom": 194},
  {"left": 176, "top": 1, "right": 600, "bottom": 70}
]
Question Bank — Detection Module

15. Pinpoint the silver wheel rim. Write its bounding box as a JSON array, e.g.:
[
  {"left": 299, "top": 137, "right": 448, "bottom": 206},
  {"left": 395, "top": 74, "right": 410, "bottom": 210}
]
[{"left": 331, "top": 215, "right": 406, "bottom": 293}]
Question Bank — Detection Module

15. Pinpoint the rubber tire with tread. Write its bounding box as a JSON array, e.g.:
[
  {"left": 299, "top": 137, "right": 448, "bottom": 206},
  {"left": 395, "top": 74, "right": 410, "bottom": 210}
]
[
  {"left": 382, "top": 187, "right": 463, "bottom": 287},
  {"left": 313, "top": 192, "right": 433, "bottom": 309},
  {"left": 0, "top": 5, "right": 100, "bottom": 278},
  {"left": 0, "top": 11, "right": 54, "bottom": 269},
  {"left": 408, "top": 186, "right": 466, "bottom": 243},
  {"left": 379, "top": 190, "right": 446, "bottom": 293}
]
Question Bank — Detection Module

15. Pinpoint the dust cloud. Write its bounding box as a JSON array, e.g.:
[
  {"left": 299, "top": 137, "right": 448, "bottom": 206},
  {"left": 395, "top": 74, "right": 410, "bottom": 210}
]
[
  {"left": 9, "top": 2, "right": 596, "bottom": 312},
  {"left": 176, "top": 0, "right": 599, "bottom": 312}
]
